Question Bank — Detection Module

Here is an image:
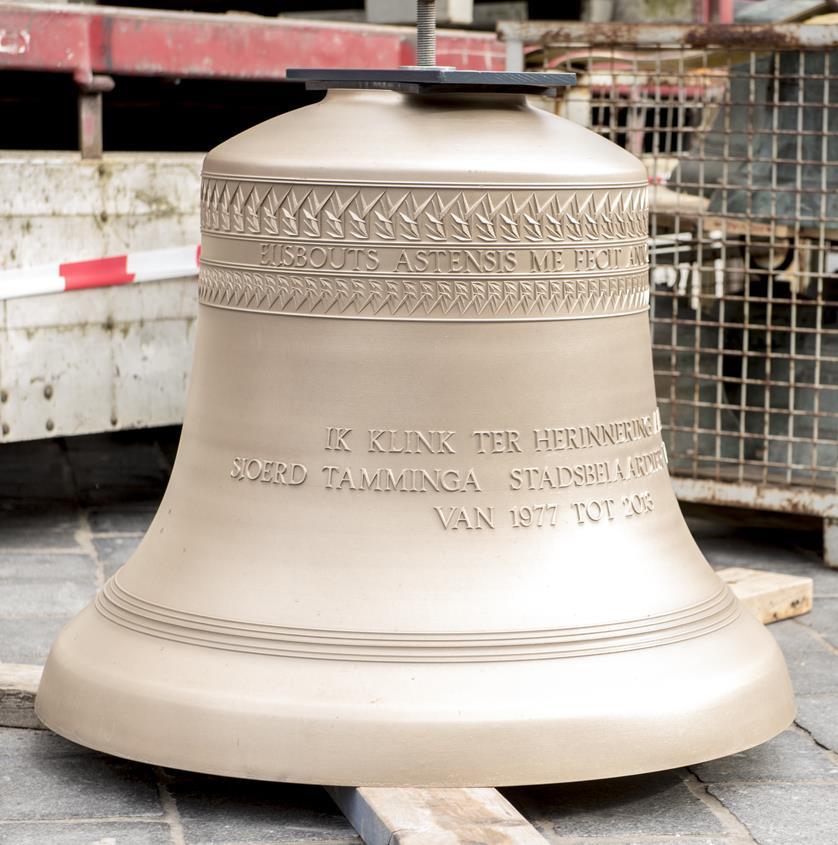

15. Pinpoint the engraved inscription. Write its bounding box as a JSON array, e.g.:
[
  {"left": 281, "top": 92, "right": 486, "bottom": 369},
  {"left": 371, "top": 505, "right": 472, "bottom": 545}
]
[
  {"left": 230, "top": 457, "right": 308, "bottom": 485},
  {"left": 325, "top": 427, "right": 352, "bottom": 452},
  {"left": 434, "top": 506, "right": 495, "bottom": 530},
  {"left": 571, "top": 497, "right": 617, "bottom": 524},
  {"left": 322, "top": 466, "right": 481, "bottom": 493},
  {"left": 252, "top": 242, "right": 642, "bottom": 276},
  {"left": 226, "top": 407, "right": 667, "bottom": 534},
  {"left": 394, "top": 248, "right": 517, "bottom": 274},
  {"left": 509, "top": 503, "right": 559, "bottom": 528},
  {"left": 260, "top": 244, "right": 381, "bottom": 271},
  {"left": 571, "top": 490, "right": 655, "bottom": 525},
  {"left": 201, "top": 181, "right": 648, "bottom": 244},
  {"left": 533, "top": 409, "right": 661, "bottom": 452},
  {"left": 473, "top": 430, "right": 522, "bottom": 454},
  {"left": 369, "top": 429, "right": 456, "bottom": 454},
  {"left": 509, "top": 444, "right": 667, "bottom": 491}
]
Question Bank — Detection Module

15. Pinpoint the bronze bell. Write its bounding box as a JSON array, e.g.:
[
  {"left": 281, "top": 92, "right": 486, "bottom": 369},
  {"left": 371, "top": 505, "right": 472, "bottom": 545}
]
[{"left": 36, "top": 57, "right": 794, "bottom": 786}]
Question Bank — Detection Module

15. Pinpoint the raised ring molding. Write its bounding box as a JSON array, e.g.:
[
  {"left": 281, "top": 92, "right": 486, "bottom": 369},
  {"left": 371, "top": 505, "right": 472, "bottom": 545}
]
[{"left": 96, "top": 577, "right": 740, "bottom": 663}]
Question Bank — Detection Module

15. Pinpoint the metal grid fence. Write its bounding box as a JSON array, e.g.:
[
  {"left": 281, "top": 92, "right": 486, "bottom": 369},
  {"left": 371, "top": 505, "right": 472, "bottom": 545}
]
[{"left": 502, "top": 23, "right": 837, "bottom": 535}]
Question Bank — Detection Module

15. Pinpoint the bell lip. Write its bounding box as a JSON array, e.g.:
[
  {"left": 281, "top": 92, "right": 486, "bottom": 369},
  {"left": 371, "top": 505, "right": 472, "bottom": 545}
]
[
  {"left": 34, "top": 715, "right": 795, "bottom": 789},
  {"left": 34, "top": 606, "right": 795, "bottom": 787}
]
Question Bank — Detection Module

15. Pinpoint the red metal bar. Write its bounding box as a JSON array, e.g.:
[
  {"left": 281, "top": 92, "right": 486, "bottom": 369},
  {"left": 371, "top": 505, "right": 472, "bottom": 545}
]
[{"left": 0, "top": 3, "right": 504, "bottom": 80}]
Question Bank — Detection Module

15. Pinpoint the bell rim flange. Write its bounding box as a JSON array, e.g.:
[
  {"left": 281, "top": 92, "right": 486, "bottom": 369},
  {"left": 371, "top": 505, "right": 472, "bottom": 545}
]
[{"left": 35, "top": 604, "right": 795, "bottom": 787}]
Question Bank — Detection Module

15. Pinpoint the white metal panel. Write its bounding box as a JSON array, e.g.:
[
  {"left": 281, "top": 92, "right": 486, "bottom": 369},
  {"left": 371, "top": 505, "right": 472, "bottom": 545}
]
[{"left": 0, "top": 152, "right": 202, "bottom": 442}]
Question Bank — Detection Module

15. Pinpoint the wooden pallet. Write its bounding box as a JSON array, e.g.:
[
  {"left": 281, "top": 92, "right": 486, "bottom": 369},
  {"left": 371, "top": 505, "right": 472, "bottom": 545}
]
[
  {"left": 717, "top": 567, "right": 813, "bottom": 624},
  {"left": 0, "top": 567, "right": 813, "bottom": 845}
]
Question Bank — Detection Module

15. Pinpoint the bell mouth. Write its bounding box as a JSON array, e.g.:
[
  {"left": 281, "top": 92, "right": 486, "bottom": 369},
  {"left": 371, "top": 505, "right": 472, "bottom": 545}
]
[{"left": 35, "top": 600, "right": 793, "bottom": 786}]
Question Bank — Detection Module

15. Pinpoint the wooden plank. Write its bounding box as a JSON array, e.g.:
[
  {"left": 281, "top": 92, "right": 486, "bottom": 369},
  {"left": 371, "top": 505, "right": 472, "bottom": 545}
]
[
  {"left": 0, "top": 663, "right": 43, "bottom": 729},
  {"left": 327, "top": 786, "right": 548, "bottom": 845},
  {"left": 720, "top": 566, "right": 813, "bottom": 624}
]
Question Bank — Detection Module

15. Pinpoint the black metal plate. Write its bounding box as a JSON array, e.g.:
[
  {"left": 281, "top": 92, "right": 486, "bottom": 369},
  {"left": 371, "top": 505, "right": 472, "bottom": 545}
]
[{"left": 286, "top": 67, "right": 575, "bottom": 94}]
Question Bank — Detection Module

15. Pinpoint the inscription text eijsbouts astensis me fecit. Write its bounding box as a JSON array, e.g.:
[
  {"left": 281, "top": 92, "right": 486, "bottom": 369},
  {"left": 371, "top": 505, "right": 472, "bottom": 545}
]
[
  {"left": 228, "top": 410, "right": 666, "bottom": 532},
  {"left": 256, "top": 242, "right": 648, "bottom": 274},
  {"left": 198, "top": 181, "right": 649, "bottom": 320}
]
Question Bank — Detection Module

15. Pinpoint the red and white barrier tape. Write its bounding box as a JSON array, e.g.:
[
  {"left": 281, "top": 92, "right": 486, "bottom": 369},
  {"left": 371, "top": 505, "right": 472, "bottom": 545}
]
[{"left": 0, "top": 245, "right": 201, "bottom": 302}]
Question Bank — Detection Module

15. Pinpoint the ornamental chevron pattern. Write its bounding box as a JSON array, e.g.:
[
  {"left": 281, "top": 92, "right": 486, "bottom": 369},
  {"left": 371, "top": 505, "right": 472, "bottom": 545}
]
[
  {"left": 200, "top": 180, "right": 648, "bottom": 244},
  {"left": 198, "top": 265, "right": 650, "bottom": 320}
]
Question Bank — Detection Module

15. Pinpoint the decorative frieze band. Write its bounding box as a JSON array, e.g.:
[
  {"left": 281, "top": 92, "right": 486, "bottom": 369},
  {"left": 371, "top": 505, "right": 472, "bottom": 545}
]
[
  {"left": 198, "top": 264, "right": 650, "bottom": 320},
  {"left": 200, "top": 179, "right": 648, "bottom": 244}
]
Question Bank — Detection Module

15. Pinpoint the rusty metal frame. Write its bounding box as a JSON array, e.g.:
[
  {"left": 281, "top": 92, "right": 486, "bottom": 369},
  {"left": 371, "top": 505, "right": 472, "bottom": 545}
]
[
  {"left": 0, "top": 2, "right": 504, "bottom": 158},
  {"left": 498, "top": 21, "right": 838, "bottom": 50},
  {"left": 499, "top": 21, "right": 838, "bottom": 564},
  {"left": 1, "top": 3, "right": 504, "bottom": 79}
]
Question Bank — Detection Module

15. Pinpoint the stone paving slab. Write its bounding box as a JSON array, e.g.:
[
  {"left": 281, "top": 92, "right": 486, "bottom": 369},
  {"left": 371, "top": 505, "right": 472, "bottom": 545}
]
[
  {"left": 0, "top": 729, "right": 163, "bottom": 821},
  {"left": 539, "top": 840, "right": 729, "bottom": 845},
  {"left": 0, "top": 508, "right": 83, "bottom": 554},
  {"left": 693, "top": 728, "right": 838, "bottom": 783},
  {"left": 794, "top": 693, "right": 838, "bottom": 751},
  {"left": 685, "top": 505, "right": 837, "bottom": 598},
  {"left": 707, "top": 783, "right": 838, "bottom": 845},
  {"left": 796, "top": 596, "right": 838, "bottom": 648},
  {"left": 164, "top": 772, "right": 360, "bottom": 844},
  {"left": 504, "top": 771, "right": 724, "bottom": 840},
  {"left": 92, "top": 536, "right": 143, "bottom": 581},
  {"left": 0, "top": 821, "right": 172, "bottom": 845},
  {"left": 0, "top": 616, "right": 71, "bottom": 665},
  {"left": 87, "top": 505, "right": 157, "bottom": 536},
  {"left": 694, "top": 535, "right": 838, "bottom": 598},
  {"left": 0, "top": 553, "right": 95, "bottom": 617},
  {"left": 769, "top": 621, "right": 838, "bottom": 695}
]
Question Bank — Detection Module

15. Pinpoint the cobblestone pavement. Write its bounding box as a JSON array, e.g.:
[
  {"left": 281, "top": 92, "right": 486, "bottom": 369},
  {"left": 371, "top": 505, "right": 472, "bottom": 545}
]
[{"left": 1, "top": 430, "right": 836, "bottom": 845}]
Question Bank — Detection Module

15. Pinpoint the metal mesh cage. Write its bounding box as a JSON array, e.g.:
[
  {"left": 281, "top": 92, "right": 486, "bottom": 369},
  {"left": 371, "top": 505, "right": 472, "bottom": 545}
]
[{"left": 509, "top": 23, "right": 837, "bottom": 516}]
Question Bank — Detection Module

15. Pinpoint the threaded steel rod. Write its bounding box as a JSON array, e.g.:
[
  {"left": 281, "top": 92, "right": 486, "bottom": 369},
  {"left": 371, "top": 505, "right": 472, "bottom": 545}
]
[{"left": 416, "top": 0, "right": 436, "bottom": 67}]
